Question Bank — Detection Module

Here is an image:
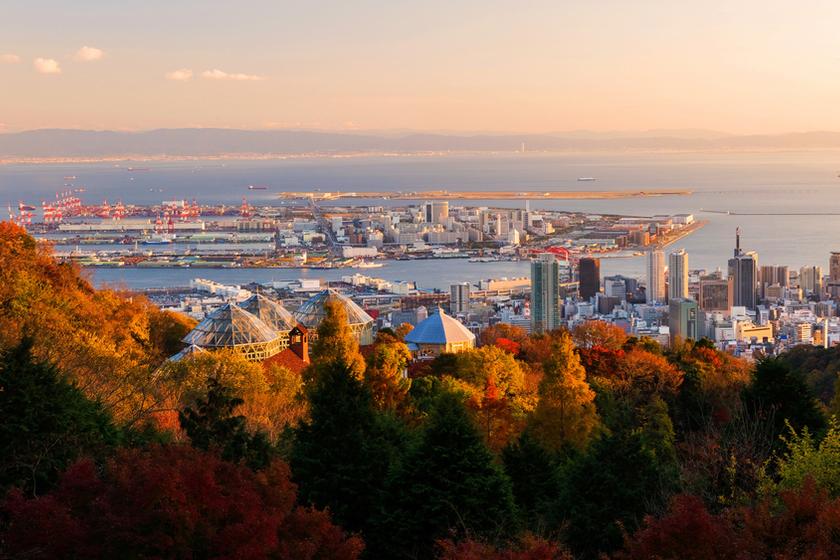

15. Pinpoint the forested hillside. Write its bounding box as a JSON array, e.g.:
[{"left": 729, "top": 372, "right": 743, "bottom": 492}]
[{"left": 3, "top": 221, "right": 840, "bottom": 559}]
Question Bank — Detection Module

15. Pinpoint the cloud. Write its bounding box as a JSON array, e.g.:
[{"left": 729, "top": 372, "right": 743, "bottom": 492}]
[
  {"left": 0, "top": 54, "right": 20, "bottom": 64},
  {"left": 201, "top": 69, "right": 265, "bottom": 81},
  {"left": 34, "top": 58, "right": 61, "bottom": 74},
  {"left": 74, "top": 46, "right": 104, "bottom": 62},
  {"left": 165, "top": 68, "right": 193, "bottom": 81}
]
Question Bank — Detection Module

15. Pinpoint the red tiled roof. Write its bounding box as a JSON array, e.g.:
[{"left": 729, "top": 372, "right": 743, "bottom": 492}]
[{"left": 262, "top": 348, "right": 308, "bottom": 375}]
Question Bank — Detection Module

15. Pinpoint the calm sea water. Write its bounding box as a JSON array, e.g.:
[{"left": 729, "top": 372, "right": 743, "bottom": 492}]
[{"left": 3, "top": 151, "right": 840, "bottom": 288}]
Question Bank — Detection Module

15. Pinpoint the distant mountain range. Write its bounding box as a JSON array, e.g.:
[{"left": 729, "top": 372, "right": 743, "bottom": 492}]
[{"left": 4, "top": 128, "right": 840, "bottom": 158}]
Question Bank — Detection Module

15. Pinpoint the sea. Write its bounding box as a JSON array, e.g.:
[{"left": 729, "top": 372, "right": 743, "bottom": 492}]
[{"left": 3, "top": 151, "right": 840, "bottom": 291}]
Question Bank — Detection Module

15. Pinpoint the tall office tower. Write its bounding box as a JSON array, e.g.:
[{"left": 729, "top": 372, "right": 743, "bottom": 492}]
[
  {"left": 578, "top": 257, "right": 601, "bottom": 301},
  {"left": 669, "top": 298, "right": 700, "bottom": 342},
  {"left": 604, "top": 275, "right": 628, "bottom": 300},
  {"left": 800, "top": 265, "right": 824, "bottom": 295},
  {"left": 699, "top": 278, "right": 730, "bottom": 312},
  {"left": 728, "top": 228, "right": 758, "bottom": 310},
  {"left": 668, "top": 249, "right": 689, "bottom": 301},
  {"left": 424, "top": 201, "right": 449, "bottom": 224},
  {"left": 777, "top": 265, "right": 790, "bottom": 287},
  {"left": 531, "top": 254, "right": 561, "bottom": 333},
  {"left": 646, "top": 249, "right": 666, "bottom": 303},
  {"left": 478, "top": 210, "right": 489, "bottom": 232},
  {"left": 450, "top": 282, "right": 471, "bottom": 315},
  {"left": 760, "top": 264, "right": 789, "bottom": 298},
  {"left": 829, "top": 252, "right": 840, "bottom": 298}
]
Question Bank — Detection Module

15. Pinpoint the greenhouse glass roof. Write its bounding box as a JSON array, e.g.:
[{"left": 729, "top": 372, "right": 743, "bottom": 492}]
[
  {"left": 293, "top": 288, "right": 374, "bottom": 329},
  {"left": 182, "top": 303, "right": 279, "bottom": 348},
  {"left": 168, "top": 344, "right": 207, "bottom": 362},
  {"left": 239, "top": 294, "right": 297, "bottom": 332}
]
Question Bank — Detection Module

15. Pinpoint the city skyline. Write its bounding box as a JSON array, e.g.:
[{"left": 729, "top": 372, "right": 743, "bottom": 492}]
[{"left": 4, "top": 1, "right": 840, "bottom": 133}]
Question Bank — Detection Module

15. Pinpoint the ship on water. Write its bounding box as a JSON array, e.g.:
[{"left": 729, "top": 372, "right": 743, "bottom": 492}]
[
  {"left": 577, "top": 177, "right": 597, "bottom": 182},
  {"left": 353, "top": 260, "right": 384, "bottom": 269},
  {"left": 142, "top": 234, "right": 175, "bottom": 245},
  {"left": 248, "top": 185, "right": 269, "bottom": 190}
]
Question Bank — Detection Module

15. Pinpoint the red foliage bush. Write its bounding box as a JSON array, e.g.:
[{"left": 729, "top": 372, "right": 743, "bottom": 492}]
[
  {"left": 1, "top": 445, "right": 363, "bottom": 559},
  {"left": 437, "top": 537, "right": 573, "bottom": 560},
  {"left": 619, "top": 480, "right": 840, "bottom": 560}
]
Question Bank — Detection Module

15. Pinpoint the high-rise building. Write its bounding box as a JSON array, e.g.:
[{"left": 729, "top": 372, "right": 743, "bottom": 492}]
[
  {"left": 829, "top": 252, "right": 840, "bottom": 298},
  {"left": 578, "top": 257, "right": 601, "bottom": 302},
  {"left": 699, "top": 278, "right": 729, "bottom": 312},
  {"left": 646, "top": 249, "right": 665, "bottom": 303},
  {"left": 760, "top": 264, "right": 789, "bottom": 299},
  {"left": 800, "top": 265, "right": 823, "bottom": 295},
  {"left": 604, "top": 275, "right": 628, "bottom": 300},
  {"left": 668, "top": 249, "right": 688, "bottom": 301},
  {"left": 450, "top": 282, "right": 471, "bottom": 315},
  {"left": 424, "top": 201, "right": 449, "bottom": 224},
  {"left": 669, "top": 298, "right": 700, "bottom": 342},
  {"left": 531, "top": 254, "right": 561, "bottom": 333},
  {"left": 728, "top": 228, "right": 758, "bottom": 310}
]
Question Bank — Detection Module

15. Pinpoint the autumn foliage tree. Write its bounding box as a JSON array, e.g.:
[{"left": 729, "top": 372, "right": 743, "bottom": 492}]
[
  {"left": 0, "top": 445, "right": 363, "bottom": 559},
  {"left": 571, "top": 320, "right": 627, "bottom": 351},
  {"left": 308, "top": 299, "right": 366, "bottom": 381},
  {"left": 528, "top": 331, "right": 599, "bottom": 452},
  {"left": 437, "top": 537, "right": 573, "bottom": 560},
  {"left": 0, "top": 222, "right": 198, "bottom": 425},
  {"left": 618, "top": 479, "right": 840, "bottom": 560},
  {"left": 364, "top": 338, "right": 412, "bottom": 413}
]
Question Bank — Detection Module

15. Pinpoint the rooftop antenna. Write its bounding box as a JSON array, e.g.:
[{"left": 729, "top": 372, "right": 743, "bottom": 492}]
[{"left": 735, "top": 227, "right": 741, "bottom": 257}]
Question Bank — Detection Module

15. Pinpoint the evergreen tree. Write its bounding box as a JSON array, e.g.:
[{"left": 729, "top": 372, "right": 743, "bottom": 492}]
[
  {"left": 503, "top": 430, "right": 562, "bottom": 533},
  {"left": 557, "top": 409, "right": 680, "bottom": 559},
  {"left": 528, "top": 331, "right": 599, "bottom": 452},
  {"left": 0, "top": 339, "right": 120, "bottom": 496},
  {"left": 178, "top": 377, "right": 274, "bottom": 470},
  {"left": 378, "top": 392, "right": 517, "bottom": 559},
  {"left": 743, "top": 357, "right": 827, "bottom": 442},
  {"left": 309, "top": 299, "right": 365, "bottom": 380},
  {"left": 291, "top": 360, "right": 409, "bottom": 537}
]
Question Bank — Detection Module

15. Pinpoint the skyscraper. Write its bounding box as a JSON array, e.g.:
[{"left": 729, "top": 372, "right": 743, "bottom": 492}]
[
  {"left": 450, "top": 282, "right": 470, "bottom": 315},
  {"left": 728, "top": 228, "right": 758, "bottom": 310},
  {"left": 669, "top": 298, "right": 700, "bottom": 342},
  {"left": 424, "top": 201, "right": 449, "bottom": 224},
  {"left": 760, "top": 264, "right": 789, "bottom": 299},
  {"left": 531, "top": 254, "right": 561, "bottom": 333},
  {"left": 578, "top": 257, "right": 601, "bottom": 301},
  {"left": 699, "top": 278, "right": 730, "bottom": 312},
  {"left": 800, "top": 265, "right": 823, "bottom": 295},
  {"left": 668, "top": 249, "right": 688, "bottom": 301},
  {"left": 829, "top": 252, "right": 840, "bottom": 298},
  {"left": 646, "top": 249, "right": 665, "bottom": 303}
]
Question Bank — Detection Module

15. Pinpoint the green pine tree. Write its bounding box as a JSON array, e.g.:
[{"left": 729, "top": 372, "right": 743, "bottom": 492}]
[
  {"left": 0, "top": 339, "right": 120, "bottom": 496},
  {"left": 290, "top": 360, "right": 409, "bottom": 537},
  {"left": 378, "top": 392, "right": 517, "bottom": 559},
  {"left": 556, "top": 411, "right": 680, "bottom": 559},
  {"left": 179, "top": 377, "right": 275, "bottom": 470},
  {"left": 743, "top": 357, "right": 827, "bottom": 443},
  {"left": 502, "top": 429, "right": 563, "bottom": 534}
]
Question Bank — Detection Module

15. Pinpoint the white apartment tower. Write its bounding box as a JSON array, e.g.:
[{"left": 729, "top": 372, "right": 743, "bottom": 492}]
[
  {"left": 646, "top": 249, "right": 666, "bottom": 304},
  {"left": 668, "top": 249, "right": 689, "bottom": 301}
]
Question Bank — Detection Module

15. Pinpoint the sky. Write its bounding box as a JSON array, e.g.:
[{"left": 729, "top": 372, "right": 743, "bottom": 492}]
[{"left": 2, "top": 0, "right": 840, "bottom": 134}]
